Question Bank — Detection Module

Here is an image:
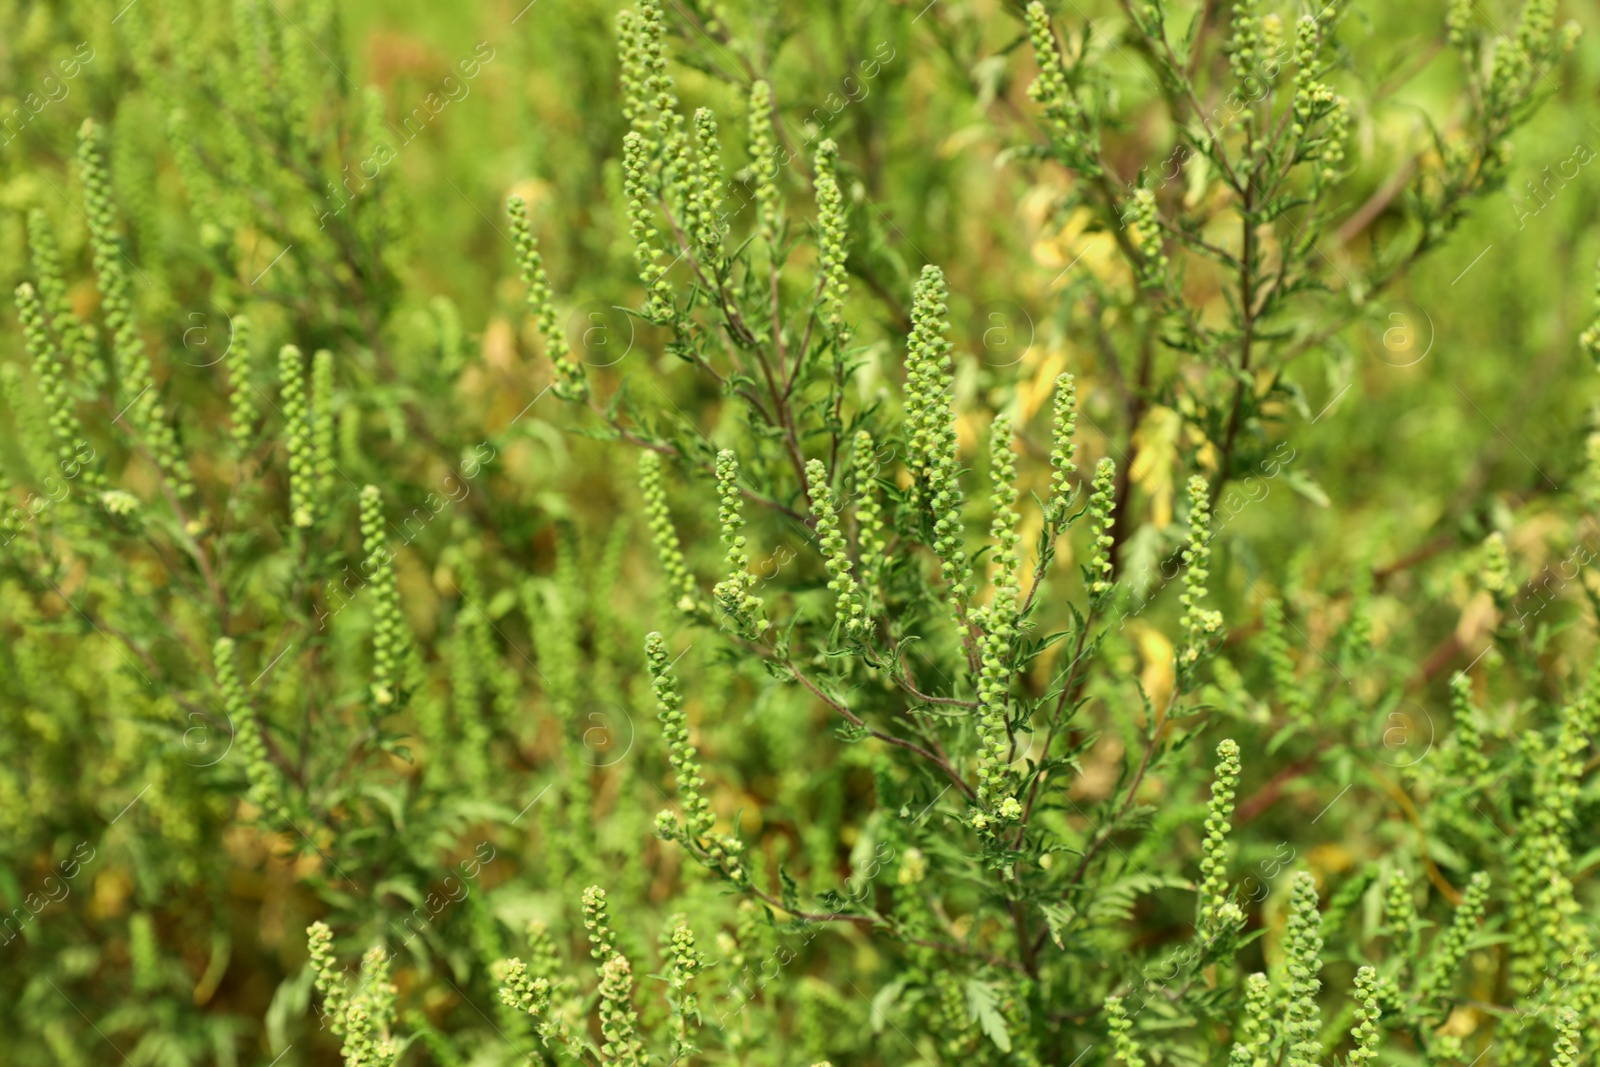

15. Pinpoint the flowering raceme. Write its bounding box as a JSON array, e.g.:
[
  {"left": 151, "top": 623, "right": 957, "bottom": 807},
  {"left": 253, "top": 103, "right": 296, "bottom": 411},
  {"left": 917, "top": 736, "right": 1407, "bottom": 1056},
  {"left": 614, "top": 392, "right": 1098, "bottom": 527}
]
[{"left": 0, "top": 1, "right": 1595, "bottom": 1065}]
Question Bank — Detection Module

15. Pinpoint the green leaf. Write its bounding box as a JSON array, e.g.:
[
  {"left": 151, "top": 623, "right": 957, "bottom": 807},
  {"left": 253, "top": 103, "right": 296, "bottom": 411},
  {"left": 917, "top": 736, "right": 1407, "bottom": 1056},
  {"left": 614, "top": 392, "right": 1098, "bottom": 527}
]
[
  {"left": 1285, "top": 470, "right": 1331, "bottom": 507},
  {"left": 871, "top": 978, "right": 906, "bottom": 1033},
  {"left": 965, "top": 978, "right": 1012, "bottom": 1053},
  {"left": 1040, "top": 902, "right": 1076, "bottom": 949}
]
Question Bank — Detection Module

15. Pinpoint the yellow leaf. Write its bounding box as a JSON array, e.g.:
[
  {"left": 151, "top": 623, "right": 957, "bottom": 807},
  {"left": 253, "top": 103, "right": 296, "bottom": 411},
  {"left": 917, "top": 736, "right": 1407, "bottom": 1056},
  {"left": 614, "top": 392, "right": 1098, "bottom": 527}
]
[
  {"left": 1015, "top": 508, "right": 1045, "bottom": 592},
  {"left": 1129, "top": 405, "right": 1182, "bottom": 529},
  {"left": 89, "top": 865, "right": 133, "bottom": 920},
  {"left": 956, "top": 412, "right": 985, "bottom": 457},
  {"left": 507, "top": 177, "right": 551, "bottom": 216},
  {"left": 481, "top": 316, "right": 516, "bottom": 373},
  {"left": 1069, "top": 734, "right": 1123, "bottom": 802},
  {"left": 1456, "top": 590, "right": 1497, "bottom": 649},
  {"left": 1031, "top": 206, "right": 1128, "bottom": 289},
  {"left": 1126, "top": 621, "right": 1175, "bottom": 711},
  {"left": 1016, "top": 343, "right": 1069, "bottom": 425},
  {"left": 1308, "top": 842, "right": 1354, "bottom": 876}
]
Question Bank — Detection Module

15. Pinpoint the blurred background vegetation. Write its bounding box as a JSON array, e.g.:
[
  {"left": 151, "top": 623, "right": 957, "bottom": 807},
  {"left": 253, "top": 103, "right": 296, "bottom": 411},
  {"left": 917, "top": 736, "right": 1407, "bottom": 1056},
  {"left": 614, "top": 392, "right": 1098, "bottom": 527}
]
[{"left": 2, "top": 0, "right": 1599, "bottom": 1063}]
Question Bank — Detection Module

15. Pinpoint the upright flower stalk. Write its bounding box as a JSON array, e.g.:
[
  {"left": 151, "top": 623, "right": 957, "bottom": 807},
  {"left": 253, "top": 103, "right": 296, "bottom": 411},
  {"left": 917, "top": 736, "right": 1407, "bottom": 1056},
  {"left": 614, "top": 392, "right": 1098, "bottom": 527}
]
[
  {"left": 807, "top": 458, "right": 866, "bottom": 637},
  {"left": 360, "top": 484, "right": 405, "bottom": 708},
  {"left": 1178, "top": 475, "right": 1223, "bottom": 671},
  {"left": 712, "top": 449, "right": 765, "bottom": 635},
  {"left": 647, "top": 631, "right": 713, "bottom": 841},
  {"left": 279, "top": 345, "right": 314, "bottom": 528},
  {"left": 1048, "top": 372, "right": 1079, "bottom": 526},
  {"left": 1196, "top": 739, "right": 1241, "bottom": 931},
  {"left": 640, "top": 451, "right": 698, "bottom": 616},
  {"left": 80, "top": 119, "right": 194, "bottom": 499},
  {"left": 508, "top": 194, "right": 588, "bottom": 400},
  {"left": 814, "top": 138, "right": 850, "bottom": 346},
  {"left": 904, "top": 265, "right": 970, "bottom": 620},
  {"left": 973, "top": 415, "right": 1022, "bottom": 822},
  {"left": 1283, "top": 872, "right": 1324, "bottom": 1067}
]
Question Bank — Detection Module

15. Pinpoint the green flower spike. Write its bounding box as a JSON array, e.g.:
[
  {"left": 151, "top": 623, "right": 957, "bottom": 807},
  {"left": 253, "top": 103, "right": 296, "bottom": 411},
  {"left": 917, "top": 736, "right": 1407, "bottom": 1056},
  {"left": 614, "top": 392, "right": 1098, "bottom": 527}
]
[
  {"left": 1048, "top": 372, "right": 1079, "bottom": 524},
  {"left": 687, "top": 108, "right": 725, "bottom": 258},
  {"left": 622, "top": 131, "right": 674, "bottom": 322},
  {"left": 904, "top": 266, "right": 970, "bottom": 618},
  {"left": 852, "top": 431, "right": 887, "bottom": 594},
  {"left": 279, "top": 345, "right": 314, "bottom": 528},
  {"left": 1024, "top": 3, "right": 1097, "bottom": 174},
  {"left": 665, "top": 921, "right": 705, "bottom": 1061},
  {"left": 1482, "top": 530, "right": 1512, "bottom": 606},
  {"left": 974, "top": 415, "right": 1022, "bottom": 815},
  {"left": 1107, "top": 995, "right": 1146, "bottom": 1067},
  {"left": 712, "top": 449, "right": 765, "bottom": 634},
  {"left": 1122, "top": 186, "right": 1169, "bottom": 288},
  {"left": 747, "top": 80, "right": 781, "bottom": 247},
  {"left": 26, "top": 209, "right": 98, "bottom": 385},
  {"left": 311, "top": 349, "right": 336, "bottom": 508},
  {"left": 227, "top": 315, "right": 257, "bottom": 458},
  {"left": 360, "top": 485, "right": 406, "bottom": 708},
  {"left": 508, "top": 195, "right": 588, "bottom": 400},
  {"left": 597, "top": 953, "right": 646, "bottom": 1067},
  {"left": 639, "top": 451, "right": 698, "bottom": 616},
  {"left": 1551, "top": 1006, "right": 1581, "bottom": 1067},
  {"left": 1347, "top": 966, "right": 1381, "bottom": 1067},
  {"left": 1197, "top": 739, "right": 1241, "bottom": 930},
  {"left": 307, "top": 922, "right": 349, "bottom": 1037},
  {"left": 583, "top": 884, "right": 618, "bottom": 960},
  {"left": 213, "top": 637, "right": 280, "bottom": 813},
  {"left": 807, "top": 458, "right": 867, "bottom": 637},
  {"left": 15, "top": 282, "right": 100, "bottom": 492},
  {"left": 1283, "top": 871, "right": 1324, "bottom": 1067},
  {"left": 1086, "top": 458, "right": 1117, "bottom": 605},
  {"left": 815, "top": 139, "right": 850, "bottom": 345},
  {"left": 1227, "top": 972, "right": 1272, "bottom": 1067},
  {"left": 1178, "top": 475, "right": 1222, "bottom": 669},
  {"left": 1419, "top": 871, "right": 1489, "bottom": 1011},
  {"left": 80, "top": 119, "right": 194, "bottom": 498},
  {"left": 647, "top": 631, "right": 713, "bottom": 840}
]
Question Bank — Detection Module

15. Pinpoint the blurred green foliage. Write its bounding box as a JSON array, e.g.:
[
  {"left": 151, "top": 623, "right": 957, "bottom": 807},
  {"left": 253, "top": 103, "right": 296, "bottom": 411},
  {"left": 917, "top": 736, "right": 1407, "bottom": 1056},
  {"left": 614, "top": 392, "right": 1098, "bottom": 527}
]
[{"left": 2, "top": 0, "right": 1600, "bottom": 1065}]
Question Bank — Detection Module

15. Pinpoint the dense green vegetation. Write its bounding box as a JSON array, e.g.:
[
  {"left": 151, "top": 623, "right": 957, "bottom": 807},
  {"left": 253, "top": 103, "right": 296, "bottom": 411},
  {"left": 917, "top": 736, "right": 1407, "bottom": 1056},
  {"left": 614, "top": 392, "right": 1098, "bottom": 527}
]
[{"left": 3, "top": 0, "right": 1600, "bottom": 1064}]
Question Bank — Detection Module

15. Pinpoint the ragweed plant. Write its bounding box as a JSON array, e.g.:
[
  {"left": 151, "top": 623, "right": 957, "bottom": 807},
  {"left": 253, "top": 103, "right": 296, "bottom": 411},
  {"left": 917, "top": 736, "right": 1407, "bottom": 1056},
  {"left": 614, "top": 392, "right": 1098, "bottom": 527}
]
[
  {"left": 1, "top": 0, "right": 1598, "bottom": 1064},
  {"left": 487, "top": 0, "right": 1600, "bottom": 1064}
]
